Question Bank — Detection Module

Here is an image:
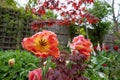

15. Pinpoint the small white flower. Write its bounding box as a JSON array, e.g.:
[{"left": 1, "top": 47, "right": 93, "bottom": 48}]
[{"left": 65, "top": 60, "right": 70, "bottom": 65}]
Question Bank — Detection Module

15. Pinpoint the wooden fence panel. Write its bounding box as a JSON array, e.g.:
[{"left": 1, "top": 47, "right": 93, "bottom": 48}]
[
  {"left": 47, "top": 25, "right": 70, "bottom": 47},
  {"left": 103, "top": 34, "right": 114, "bottom": 50}
]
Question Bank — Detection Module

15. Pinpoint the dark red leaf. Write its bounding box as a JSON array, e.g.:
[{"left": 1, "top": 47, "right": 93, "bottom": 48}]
[
  {"left": 61, "top": 5, "right": 67, "bottom": 9},
  {"left": 43, "top": 1, "right": 49, "bottom": 7},
  {"left": 78, "top": 19, "right": 83, "bottom": 24},
  {"left": 81, "top": 7, "right": 86, "bottom": 11},
  {"left": 47, "top": 22, "right": 54, "bottom": 27},
  {"left": 55, "top": 8, "right": 61, "bottom": 11},
  {"left": 49, "top": 5, "right": 54, "bottom": 10},
  {"left": 67, "top": 1, "right": 74, "bottom": 5},
  {"left": 78, "top": 1, "right": 82, "bottom": 6},
  {"left": 30, "top": 0, "right": 97, "bottom": 29},
  {"left": 31, "top": 23, "right": 38, "bottom": 30},
  {"left": 60, "top": 12, "right": 66, "bottom": 16},
  {"left": 31, "top": 8, "right": 36, "bottom": 13},
  {"left": 37, "top": 8, "right": 46, "bottom": 15}
]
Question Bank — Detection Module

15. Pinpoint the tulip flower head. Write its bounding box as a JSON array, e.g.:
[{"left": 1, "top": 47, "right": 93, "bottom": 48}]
[
  {"left": 97, "top": 42, "right": 101, "bottom": 51},
  {"left": 70, "top": 35, "right": 92, "bottom": 60},
  {"left": 94, "top": 46, "right": 97, "bottom": 51},
  {"left": 102, "top": 64, "right": 107, "bottom": 67},
  {"left": 28, "top": 68, "right": 42, "bottom": 80},
  {"left": 113, "top": 45, "right": 119, "bottom": 51},
  {"left": 22, "top": 30, "right": 60, "bottom": 58},
  {"left": 102, "top": 43, "right": 109, "bottom": 51}
]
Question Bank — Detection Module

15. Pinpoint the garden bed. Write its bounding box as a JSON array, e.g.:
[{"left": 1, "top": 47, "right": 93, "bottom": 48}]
[{"left": 0, "top": 50, "right": 120, "bottom": 80}]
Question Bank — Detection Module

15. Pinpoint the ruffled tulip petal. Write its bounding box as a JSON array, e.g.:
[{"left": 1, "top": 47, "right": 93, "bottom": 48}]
[
  {"left": 22, "top": 38, "right": 37, "bottom": 54},
  {"left": 28, "top": 68, "right": 42, "bottom": 80},
  {"left": 70, "top": 35, "right": 92, "bottom": 60},
  {"left": 22, "top": 30, "right": 60, "bottom": 58},
  {"left": 49, "top": 46, "right": 60, "bottom": 58}
]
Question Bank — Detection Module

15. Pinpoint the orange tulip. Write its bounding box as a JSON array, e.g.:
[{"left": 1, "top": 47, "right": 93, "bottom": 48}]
[
  {"left": 70, "top": 35, "right": 92, "bottom": 59},
  {"left": 22, "top": 30, "right": 60, "bottom": 58}
]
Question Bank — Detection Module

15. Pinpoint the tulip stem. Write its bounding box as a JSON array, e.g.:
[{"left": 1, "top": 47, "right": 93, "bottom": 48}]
[{"left": 42, "top": 57, "right": 51, "bottom": 80}]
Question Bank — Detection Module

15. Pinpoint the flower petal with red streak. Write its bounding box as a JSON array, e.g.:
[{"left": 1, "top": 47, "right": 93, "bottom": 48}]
[
  {"left": 70, "top": 35, "right": 92, "bottom": 60},
  {"left": 28, "top": 68, "right": 42, "bottom": 80},
  {"left": 22, "top": 30, "right": 60, "bottom": 58}
]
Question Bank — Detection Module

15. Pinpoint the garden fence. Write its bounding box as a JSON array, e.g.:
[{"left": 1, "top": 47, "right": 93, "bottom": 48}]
[{"left": 0, "top": 7, "right": 69, "bottom": 50}]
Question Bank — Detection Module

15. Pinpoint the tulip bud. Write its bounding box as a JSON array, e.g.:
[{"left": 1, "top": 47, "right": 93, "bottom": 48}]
[
  {"left": 97, "top": 42, "right": 101, "bottom": 51},
  {"left": 8, "top": 58, "right": 15, "bottom": 67}
]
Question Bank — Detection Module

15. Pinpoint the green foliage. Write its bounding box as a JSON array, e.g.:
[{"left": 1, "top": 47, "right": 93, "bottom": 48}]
[
  {"left": 69, "top": 24, "right": 80, "bottom": 39},
  {"left": 79, "top": 28, "right": 86, "bottom": 36},
  {"left": 41, "top": 10, "right": 57, "bottom": 20},
  {"left": 88, "top": 0, "right": 112, "bottom": 45},
  {"left": 88, "top": 21, "right": 111, "bottom": 45},
  {"left": 0, "top": 50, "right": 40, "bottom": 80},
  {"left": 89, "top": 0, "right": 111, "bottom": 19},
  {"left": 114, "top": 39, "right": 120, "bottom": 45},
  {"left": 6, "top": 0, "right": 18, "bottom": 8},
  {"left": 26, "top": 0, "right": 37, "bottom": 8},
  {"left": 0, "top": 6, "right": 33, "bottom": 49},
  {"left": 0, "top": 0, "right": 18, "bottom": 9},
  {"left": 85, "top": 51, "right": 120, "bottom": 80}
]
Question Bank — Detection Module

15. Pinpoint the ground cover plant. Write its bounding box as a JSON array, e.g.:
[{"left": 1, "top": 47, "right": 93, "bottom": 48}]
[
  {"left": 85, "top": 50, "right": 120, "bottom": 80},
  {"left": 0, "top": 50, "right": 39, "bottom": 80}
]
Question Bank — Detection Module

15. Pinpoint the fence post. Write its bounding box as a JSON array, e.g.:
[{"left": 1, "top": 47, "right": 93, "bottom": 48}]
[{"left": 16, "top": 19, "right": 23, "bottom": 49}]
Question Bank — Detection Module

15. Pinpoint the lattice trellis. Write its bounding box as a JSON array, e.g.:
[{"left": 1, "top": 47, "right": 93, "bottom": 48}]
[
  {"left": 0, "top": 7, "right": 34, "bottom": 50},
  {"left": 0, "top": 7, "right": 70, "bottom": 50}
]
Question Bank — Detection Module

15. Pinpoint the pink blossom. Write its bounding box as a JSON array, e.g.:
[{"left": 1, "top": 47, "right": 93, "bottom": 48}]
[
  {"left": 70, "top": 35, "right": 92, "bottom": 60},
  {"left": 28, "top": 68, "right": 42, "bottom": 80}
]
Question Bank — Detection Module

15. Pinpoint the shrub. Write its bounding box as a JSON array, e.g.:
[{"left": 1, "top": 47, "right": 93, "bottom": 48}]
[
  {"left": 0, "top": 50, "right": 39, "bottom": 80},
  {"left": 84, "top": 51, "right": 120, "bottom": 80}
]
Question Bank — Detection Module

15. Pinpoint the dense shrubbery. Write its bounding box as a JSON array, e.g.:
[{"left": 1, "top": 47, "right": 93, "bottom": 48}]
[
  {"left": 0, "top": 50, "right": 120, "bottom": 80},
  {"left": 0, "top": 50, "right": 39, "bottom": 80},
  {"left": 85, "top": 51, "right": 120, "bottom": 80}
]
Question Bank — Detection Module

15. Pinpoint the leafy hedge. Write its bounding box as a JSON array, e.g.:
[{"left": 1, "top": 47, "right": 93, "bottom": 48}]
[
  {"left": 0, "top": 50, "right": 40, "bottom": 80},
  {"left": 85, "top": 51, "right": 120, "bottom": 80}
]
